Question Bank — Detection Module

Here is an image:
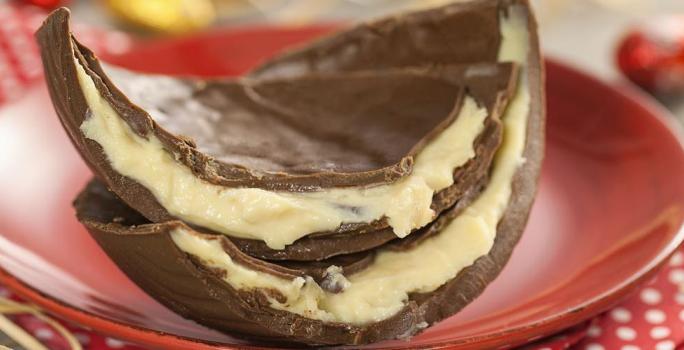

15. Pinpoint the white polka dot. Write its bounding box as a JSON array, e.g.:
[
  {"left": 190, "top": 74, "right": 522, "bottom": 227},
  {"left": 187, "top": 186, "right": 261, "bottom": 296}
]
[
  {"left": 678, "top": 309, "right": 684, "bottom": 321},
  {"left": 651, "top": 326, "right": 671, "bottom": 339},
  {"left": 646, "top": 309, "right": 667, "bottom": 324},
  {"left": 670, "top": 252, "right": 684, "bottom": 266},
  {"left": 105, "top": 338, "right": 126, "bottom": 348},
  {"left": 675, "top": 292, "right": 684, "bottom": 305},
  {"left": 587, "top": 325, "right": 602, "bottom": 337},
  {"left": 75, "top": 333, "right": 90, "bottom": 345},
  {"left": 616, "top": 326, "right": 637, "bottom": 341},
  {"left": 669, "top": 269, "right": 684, "bottom": 284},
  {"left": 656, "top": 340, "right": 675, "bottom": 350},
  {"left": 622, "top": 346, "right": 640, "bottom": 350},
  {"left": 34, "top": 328, "right": 53, "bottom": 340},
  {"left": 641, "top": 288, "right": 662, "bottom": 304},
  {"left": 586, "top": 344, "right": 605, "bottom": 350},
  {"left": 611, "top": 307, "right": 632, "bottom": 322}
]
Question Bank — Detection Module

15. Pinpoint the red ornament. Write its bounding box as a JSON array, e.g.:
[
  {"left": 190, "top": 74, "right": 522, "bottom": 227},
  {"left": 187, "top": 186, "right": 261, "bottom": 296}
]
[
  {"left": 617, "top": 16, "right": 684, "bottom": 94},
  {"left": 17, "top": 0, "right": 68, "bottom": 9}
]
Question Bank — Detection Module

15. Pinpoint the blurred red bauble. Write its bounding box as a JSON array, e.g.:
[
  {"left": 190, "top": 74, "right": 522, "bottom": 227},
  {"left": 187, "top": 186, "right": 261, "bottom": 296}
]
[
  {"left": 617, "top": 16, "right": 684, "bottom": 94},
  {"left": 17, "top": 0, "right": 68, "bottom": 9}
]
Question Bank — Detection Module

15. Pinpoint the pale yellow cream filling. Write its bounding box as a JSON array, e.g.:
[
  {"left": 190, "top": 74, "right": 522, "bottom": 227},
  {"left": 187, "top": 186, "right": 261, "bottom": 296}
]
[
  {"left": 77, "top": 59, "right": 488, "bottom": 249},
  {"left": 169, "top": 6, "right": 532, "bottom": 325}
]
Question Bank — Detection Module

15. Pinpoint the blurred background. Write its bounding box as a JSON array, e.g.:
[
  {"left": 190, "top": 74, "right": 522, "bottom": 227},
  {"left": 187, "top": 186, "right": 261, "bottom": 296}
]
[
  {"left": 4, "top": 0, "right": 684, "bottom": 112},
  {"left": 56, "top": 0, "right": 684, "bottom": 80}
]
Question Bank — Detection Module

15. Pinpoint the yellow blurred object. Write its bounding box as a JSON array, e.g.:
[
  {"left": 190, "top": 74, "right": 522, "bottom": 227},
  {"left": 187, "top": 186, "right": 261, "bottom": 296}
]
[{"left": 105, "top": 0, "right": 216, "bottom": 34}]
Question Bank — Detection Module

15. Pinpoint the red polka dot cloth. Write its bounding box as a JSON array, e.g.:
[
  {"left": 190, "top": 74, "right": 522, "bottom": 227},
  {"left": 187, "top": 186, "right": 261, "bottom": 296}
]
[
  {"left": 0, "top": 4, "right": 44, "bottom": 104},
  {"left": 0, "top": 3, "right": 129, "bottom": 106},
  {"left": 2, "top": 3, "right": 684, "bottom": 350},
  {"left": 570, "top": 252, "right": 684, "bottom": 350}
]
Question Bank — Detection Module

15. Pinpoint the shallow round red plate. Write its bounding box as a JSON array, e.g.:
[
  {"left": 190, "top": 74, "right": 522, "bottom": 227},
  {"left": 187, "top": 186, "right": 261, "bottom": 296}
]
[{"left": 1, "top": 26, "right": 684, "bottom": 350}]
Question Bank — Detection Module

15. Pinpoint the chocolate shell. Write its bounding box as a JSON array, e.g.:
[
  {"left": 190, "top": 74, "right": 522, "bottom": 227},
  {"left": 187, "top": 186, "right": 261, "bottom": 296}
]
[
  {"left": 76, "top": 150, "right": 527, "bottom": 346},
  {"left": 71, "top": 0, "right": 543, "bottom": 344},
  {"left": 37, "top": 6, "right": 519, "bottom": 260}
]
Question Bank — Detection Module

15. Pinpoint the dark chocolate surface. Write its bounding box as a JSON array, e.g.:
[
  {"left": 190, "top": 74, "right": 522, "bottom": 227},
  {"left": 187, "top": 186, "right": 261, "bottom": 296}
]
[
  {"left": 250, "top": 1, "right": 501, "bottom": 79},
  {"left": 107, "top": 68, "right": 462, "bottom": 178},
  {"left": 70, "top": 0, "right": 544, "bottom": 345}
]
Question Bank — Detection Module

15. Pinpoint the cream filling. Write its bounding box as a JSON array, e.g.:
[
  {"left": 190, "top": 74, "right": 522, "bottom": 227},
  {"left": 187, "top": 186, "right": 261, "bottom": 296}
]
[
  {"left": 170, "top": 6, "right": 532, "bottom": 325},
  {"left": 77, "top": 62, "right": 488, "bottom": 250}
]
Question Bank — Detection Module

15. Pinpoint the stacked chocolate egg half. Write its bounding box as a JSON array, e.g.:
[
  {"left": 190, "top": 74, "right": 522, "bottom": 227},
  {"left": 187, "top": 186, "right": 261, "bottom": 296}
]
[{"left": 36, "top": 0, "right": 543, "bottom": 345}]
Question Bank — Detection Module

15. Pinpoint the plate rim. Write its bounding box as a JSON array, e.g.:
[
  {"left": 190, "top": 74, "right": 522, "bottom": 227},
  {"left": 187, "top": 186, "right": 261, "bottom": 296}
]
[{"left": 2, "top": 58, "right": 684, "bottom": 350}]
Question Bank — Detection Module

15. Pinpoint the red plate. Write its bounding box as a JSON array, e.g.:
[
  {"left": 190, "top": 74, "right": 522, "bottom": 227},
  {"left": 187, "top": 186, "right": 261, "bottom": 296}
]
[{"left": 1, "top": 26, "right": 684, "bottom": 350}]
